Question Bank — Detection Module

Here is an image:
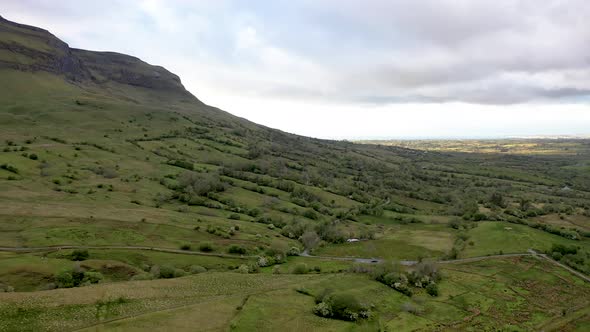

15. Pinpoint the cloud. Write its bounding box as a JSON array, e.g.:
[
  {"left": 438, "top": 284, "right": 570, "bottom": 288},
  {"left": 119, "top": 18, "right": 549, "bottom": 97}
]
[
  {"left": 4, "top": 0, "right": 590, "bottom": 105},
  {"left": 2, "top": 0, "right": 590, "bottom": 138}
]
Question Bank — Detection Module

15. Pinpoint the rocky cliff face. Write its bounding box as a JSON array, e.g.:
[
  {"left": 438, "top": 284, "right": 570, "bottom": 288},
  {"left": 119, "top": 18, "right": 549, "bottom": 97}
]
[{"left": 0, "top": 15, "right": 190, "bottom": 95}]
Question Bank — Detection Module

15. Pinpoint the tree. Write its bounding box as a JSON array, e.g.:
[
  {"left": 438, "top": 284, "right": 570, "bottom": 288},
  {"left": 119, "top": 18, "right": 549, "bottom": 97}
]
[
  {"left": 426, "top": 283, "right": 439, "bottom": 296},
  {"left": 55, "top": 270, "right": 74, "bottom": 288},
  {"left": 300, "top": 231, "right": 320, "bottom": 251},
  {"left": 178, "top": 171, "right": 225, "bottom": 197},
  {"left": 490, "top": 192, "right": 506, "bottom": 208},
  {"left": 70, "top": 249, "right": 89, "bottom": 261},
  {"left": 519, "top": 197, "right": 531, "bottom": 211}
]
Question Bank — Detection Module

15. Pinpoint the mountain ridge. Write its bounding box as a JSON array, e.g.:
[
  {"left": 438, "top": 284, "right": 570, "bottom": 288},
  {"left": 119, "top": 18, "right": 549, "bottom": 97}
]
[{"left": 0, "top": 15, "right": 193, "bottom": 97}]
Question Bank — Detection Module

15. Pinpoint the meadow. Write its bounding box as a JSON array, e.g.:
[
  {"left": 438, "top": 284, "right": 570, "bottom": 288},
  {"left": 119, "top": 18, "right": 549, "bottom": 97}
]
[
  {"left": 1, "top": 256, "right": 588, "bottom": 331},
  {"left": 1, "top": 16, "right": 589, "bottom": 331}
]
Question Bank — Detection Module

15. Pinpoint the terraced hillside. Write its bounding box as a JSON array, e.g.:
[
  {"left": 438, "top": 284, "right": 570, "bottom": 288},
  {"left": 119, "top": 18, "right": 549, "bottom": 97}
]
[{"left": 0, "top": 16, "right": 589, "bottom": 331}]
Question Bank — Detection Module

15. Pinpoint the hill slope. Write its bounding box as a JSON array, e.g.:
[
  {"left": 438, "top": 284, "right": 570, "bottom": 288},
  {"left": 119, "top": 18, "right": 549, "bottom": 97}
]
[
  {"left": 1, "top": 13, "right": 590, "bottom": 261},
  {"left": 0, "top": 15, "right": 590, "bottom": 331}
]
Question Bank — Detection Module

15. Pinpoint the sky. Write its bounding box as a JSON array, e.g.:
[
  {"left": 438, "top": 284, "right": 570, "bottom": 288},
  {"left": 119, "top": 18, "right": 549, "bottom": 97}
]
[{"left": 3, "top": 0, "right": 590, "bottom": 139}]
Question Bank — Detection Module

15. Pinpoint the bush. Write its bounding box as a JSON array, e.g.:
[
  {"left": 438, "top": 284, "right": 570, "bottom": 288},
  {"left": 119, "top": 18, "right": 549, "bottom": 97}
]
[
  {"left": 189, "top": 265, "right": 207, "bottom": 274},
  {"left": 55, "top": 267, "right": 92, "bottom": 288},
  {"left": 158, "top": 265, "right": 176, "bottom": 278},
  {"left": 313, "top": 302, "right": 332, "bottom": 317},
  {"left": 292, "top": 263, "right": 309, "bottom": 274},
  {"left": 237, "top": 264, "right": 250, "bottom": 274},
  {"left": 70, "top": 249, "right": 89, "bottom": 261},
  {"left": 287, "top": 247, "right": 301, "bottom": 256},
  {"left": 425, "top": 283, "right": 439, "bottom": 296},
  {"left": 0, "top": 164, "right": 19, "bottom": 174},
  {"left": 313, "top": 291, "right": 370, "bottom": 321},
  {"left": 550, "top": 244, "right": 578, "bottom": 256},
  {"left": 29, "top": 153, "right": 38, "bottom": 160},
  {"left": 55, "top": 270, "right": 75, "bottom": 288},
  {"left": 173, "top": 268, "right": 186, "bottom": 278},
  {"left": 199, "top": 242, "right": 214, "bottom": 252},
  {"left": 82, "top": 271, "right": 103, "bottom": 284},
  {"left": 257, "top": 256, "right": 270, "bottom": 267},
  {"left": 0, "top": 284, "right": 15, "bottom": 292},
  {"left": 149, "top": 265, "right": 160, "bottom": 278},
  {"left": 228, "top": 245, "right": 247, "bottom": 255},
  {"left": 180, "top": 243, "right": 191, "bottom": 250}
]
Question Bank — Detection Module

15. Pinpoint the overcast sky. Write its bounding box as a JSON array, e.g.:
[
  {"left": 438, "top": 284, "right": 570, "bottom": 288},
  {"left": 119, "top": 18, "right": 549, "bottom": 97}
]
[{"left": 4, "top": 0, "right": 590, "bottom": 139}]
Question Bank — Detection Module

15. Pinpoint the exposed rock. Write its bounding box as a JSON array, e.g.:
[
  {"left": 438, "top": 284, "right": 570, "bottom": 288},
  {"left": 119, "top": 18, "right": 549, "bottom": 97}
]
[{"left": 0, "top": 16, "right": 190, "bottom": 95}]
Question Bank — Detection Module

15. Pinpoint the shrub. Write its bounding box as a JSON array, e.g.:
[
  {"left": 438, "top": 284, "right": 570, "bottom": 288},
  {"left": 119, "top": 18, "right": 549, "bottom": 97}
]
[
  {"left": 287, "top": 247, "right": 301, "bottom": 256},
  {"left": 178, "top": 171, "right": 225, "bottom": 197},
  {"left": 551, "top": 251, "right": 563, "bottom": 261},
  {"left": 199, "top": 242, "right": 214, "bottom": 252},
  {"left": 0, "top": 164, "right": 19, "bottom": 174},
  {"left": 300, "top": 231, "right": 320, "bottom": 250},
  {"left": 55, "top": 270, "right": 75, "bottom": 288},
  {"left": 189, "top": 265, "right": 207, "bottom": 274},
  {"left": 173, "top": 268, "right": 186, "bottom": 278},
  {"left": 550, "top": 243, "right": 578, "bottom": 256},
  {"left": 313, "top": 302, "right": 333, "bottom": 317},
  {"left": 158, "top": 265, "right": 176, "bottom": 278},
  {"left": 228, "top": 245, "right": 247, "bottom": 255},
  {"left": 237, "top": 264, "right": 250, "bottom": 274},
  {"left": 70, "top": 249, "right": 89, "bottom": 261},
  {"left": 292, "top": 263, "right": 309, "bottom": 274},
  {"left": 313, "top": 292, "right": 370, "bottom": 321},
  {"left": 303, "top": 209, "right": 318, "bottom": 220},
  {"left": 257, "top": 256, "right": 270, "bottom": 267},
  {"left": 426, "top": 283, "right": 439, "bottom": 296},
  {"left": 82, "top": 271, "right": 103, "bottom": 284},
  {"left": 180, "top": 243, "right": 191, "bottom": 250},
  {"left": 29, "top": 153, "right": 38, "bottom": 160},
  {"left": 149, "top": 265, "right": 161, "bottom": 278}
]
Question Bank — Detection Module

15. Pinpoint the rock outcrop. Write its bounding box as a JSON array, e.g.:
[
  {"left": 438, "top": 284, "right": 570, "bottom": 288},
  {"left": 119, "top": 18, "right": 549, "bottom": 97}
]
[{"left": 0, "top": 15, "right": 190, "bottom": 95}]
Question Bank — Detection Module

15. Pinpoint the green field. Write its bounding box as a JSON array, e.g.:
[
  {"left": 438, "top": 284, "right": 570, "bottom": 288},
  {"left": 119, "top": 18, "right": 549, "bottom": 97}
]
[
  {"left": 1, "top": 15, "right": 589, "bottom": 331},
  {"left": 1, "top": 257, "right": 588, "bottom": 331}
]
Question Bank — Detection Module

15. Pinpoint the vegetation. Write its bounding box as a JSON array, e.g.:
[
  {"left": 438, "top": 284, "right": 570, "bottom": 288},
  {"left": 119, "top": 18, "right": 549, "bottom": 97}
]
[
  {"left": 0, "top": 16, "right": 589, "bottom": 331},
  {"left": 313, "top": 290, "right": 371, "bottom": 321}
]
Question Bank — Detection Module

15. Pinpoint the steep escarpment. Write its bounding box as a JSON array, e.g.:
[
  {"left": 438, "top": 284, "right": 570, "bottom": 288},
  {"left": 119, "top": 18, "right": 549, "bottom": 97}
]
[
  {"left": 0, "top": 15, "right": 190, "bottom": 96},
  {"left": 71, "top": 49, "right": 189, "bottom": 94}
]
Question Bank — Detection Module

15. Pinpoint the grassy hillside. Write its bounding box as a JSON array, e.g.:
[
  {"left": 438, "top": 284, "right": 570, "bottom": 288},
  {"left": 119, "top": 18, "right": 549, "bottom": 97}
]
[
  {"left": 1, "top": 257, "right": 589, "bottom": 331},
  {"left": 0, "top": 15, "right": 589, "bottom": 331}
]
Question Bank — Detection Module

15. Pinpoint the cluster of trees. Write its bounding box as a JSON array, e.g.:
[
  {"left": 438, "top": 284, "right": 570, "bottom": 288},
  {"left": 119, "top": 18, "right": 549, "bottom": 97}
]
[
  {"left": 370, "top": 261, "right": 441, "bottom": 297},
  {"left": 548, "top": 244, "right": 589, "bottom": 274},
  {"left": 131, "top": 264, "right": 207, "bottom": 281},
  {"left": 312, "top": 289, "right": 371, "bottom": 321},
  {"left": 55, "top": 265, "right": 103, "bottom": 288}
]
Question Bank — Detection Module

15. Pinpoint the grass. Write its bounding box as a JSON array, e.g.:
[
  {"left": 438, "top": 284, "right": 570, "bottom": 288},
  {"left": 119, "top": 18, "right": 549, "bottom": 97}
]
[
  {"left": 1, "top": 16, "right": 590, "bottom": 330},
  {"left": 316, "top": 224, "right": 455, "bottom": 259},
  {"left": 1, "top": 257, "right": 587, "bottom": 331},
  {"left": 463, "top": 221, "right": 590, "bottom": 257}
]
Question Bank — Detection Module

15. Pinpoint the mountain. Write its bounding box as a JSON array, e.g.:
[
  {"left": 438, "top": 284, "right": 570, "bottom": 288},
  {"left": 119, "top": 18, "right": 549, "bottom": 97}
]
[
  {"left": 0, "top": 14, "right": 189, "bottom": 94},
  {"left": 1, "top": 15, "right": 589, "bottom": 331}
]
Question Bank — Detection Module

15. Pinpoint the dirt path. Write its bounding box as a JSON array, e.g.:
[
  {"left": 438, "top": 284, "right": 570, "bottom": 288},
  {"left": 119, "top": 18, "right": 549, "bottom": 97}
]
[
  {"left": 0, "top": 245, "right": 251, "bottom": 259},
  {"left": 2, "top": 245, "right": 588, "bottom": 282}
]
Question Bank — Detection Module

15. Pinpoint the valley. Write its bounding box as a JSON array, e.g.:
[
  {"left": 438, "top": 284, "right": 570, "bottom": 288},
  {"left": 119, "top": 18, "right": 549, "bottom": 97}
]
[{"left": 0, "top": 15, "right": 589, "bottom": 331}]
